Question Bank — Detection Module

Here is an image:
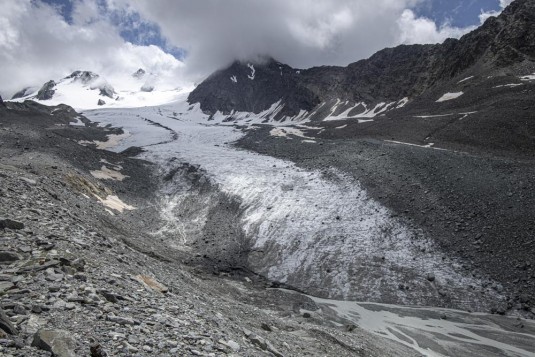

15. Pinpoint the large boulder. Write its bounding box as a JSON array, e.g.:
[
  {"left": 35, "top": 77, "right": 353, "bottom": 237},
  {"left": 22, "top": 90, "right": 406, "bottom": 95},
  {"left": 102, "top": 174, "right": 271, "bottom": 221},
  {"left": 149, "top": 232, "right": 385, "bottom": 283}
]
[
  {"left": 0, "top": 218, "right": 24, "bottom": 230},
  {"left": 32, "top": 329, "right": 76, "bottom": 357}
]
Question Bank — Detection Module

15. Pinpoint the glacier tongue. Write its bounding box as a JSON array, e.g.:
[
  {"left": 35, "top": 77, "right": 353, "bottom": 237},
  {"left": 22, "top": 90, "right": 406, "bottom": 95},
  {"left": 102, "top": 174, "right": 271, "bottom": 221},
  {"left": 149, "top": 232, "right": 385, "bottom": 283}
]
[{"left": 82, "top": 94, "right": 503, "bottom": 310}]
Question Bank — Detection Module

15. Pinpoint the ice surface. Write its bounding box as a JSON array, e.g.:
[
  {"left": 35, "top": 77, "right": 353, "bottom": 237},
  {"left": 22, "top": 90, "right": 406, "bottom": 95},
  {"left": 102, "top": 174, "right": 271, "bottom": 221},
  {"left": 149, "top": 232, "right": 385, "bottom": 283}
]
[{"left": 82, "top": 93, "right": 504, "bottom": 308}]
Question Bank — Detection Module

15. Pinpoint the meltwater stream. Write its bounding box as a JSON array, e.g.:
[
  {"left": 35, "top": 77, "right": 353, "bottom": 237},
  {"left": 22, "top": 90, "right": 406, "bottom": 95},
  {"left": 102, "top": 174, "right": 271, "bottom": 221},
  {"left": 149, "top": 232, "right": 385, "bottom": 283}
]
[{"left": 83, "top": 97, "right": 535, "bottom": 356}]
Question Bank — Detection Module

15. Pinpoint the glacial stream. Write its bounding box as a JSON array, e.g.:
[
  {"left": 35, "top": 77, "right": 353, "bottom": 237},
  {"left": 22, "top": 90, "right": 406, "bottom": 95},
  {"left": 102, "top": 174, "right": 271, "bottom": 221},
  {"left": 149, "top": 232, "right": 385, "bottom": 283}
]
[{"left": 83, "top": 97, "right": 535, "bottom": 357}]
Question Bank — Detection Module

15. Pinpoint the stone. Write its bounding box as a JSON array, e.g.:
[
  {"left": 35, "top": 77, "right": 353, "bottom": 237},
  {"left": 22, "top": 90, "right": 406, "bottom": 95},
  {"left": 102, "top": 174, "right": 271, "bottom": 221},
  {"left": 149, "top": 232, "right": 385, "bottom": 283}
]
[
  {"left": 0, "top": 308, "right": 17, "bottom": 335},
  {"left": 90, "top": 343, "right": 108, "bottom": 357},
  {"left": 13, "top": 305, "right": 27, "bottom": 315},
  {"left": 32, "top": 329, "right": 76, "bottom": 357},
  {"left": 0, "top": 281, "right": 14, "bottom": 293},
  {"left": 107, "top": 315, "right": 135, "bottom": 325},
  {"left": 0, "top": 218, "right": 24, "bottom": 230},
  {"left": 266, "top": 340, "right": 285, "bottom": 357},
  {"left": 248, "top": 334, "right": 267, "bottom": 350},
  {"left": 226, "top": 340, "right": 240, "bottom": 352},
  {"left": 97, "top": 99, "right": 106, "bottom": 106},
  {"left": 0, "top": 252, "right": 20, "bottom": 263},
  {"left": 261, "top": 322, "right": 273, "bottom": 332},
  {"left": 426, "top": 273, "right": 436, "bottom": 282}
]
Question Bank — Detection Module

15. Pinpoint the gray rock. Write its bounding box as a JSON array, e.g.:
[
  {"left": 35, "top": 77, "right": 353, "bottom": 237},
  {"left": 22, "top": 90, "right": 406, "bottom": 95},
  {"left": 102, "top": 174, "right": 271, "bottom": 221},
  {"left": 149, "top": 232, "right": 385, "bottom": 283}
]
[
  {"left": 426, "top": 273, "right": 436, "bottom": 282},
  {"left": 248, "top": 334, "right": 267, "bottom": 350},
  {"left": 107, "top": 315, "right": 135, "bottom": 325},
  {"left": 0, "top": 251, "right": 20, "bottom": 263},
  {"left": 32, "top": 329, "right": 76, "bottom": 357},
  {"left": 132, "top": 68, "right": 146, "bottom": 79},
  {"left": 97, "top": 99, "right": 106, "bottom": 106},
  {"left": 140, "top": 84, "right": 154, "bottom": 92},
  {"left": 226, "top": 340, "right": 240, "bottom": 352},
  {"left": 36, "top": 80, "right": 56, "bottom": 100},
  {"left": 90, "top": 343, "right": 108, "bottom": 357},
  {"left": 0, "top": 307, "right": 17, "bottom": 335},
  {"left": 0, "top": 281, "right": 14, "bottom": 294},
  {"left": 0, "top": 218, "right": 24, "bottom": 230}
]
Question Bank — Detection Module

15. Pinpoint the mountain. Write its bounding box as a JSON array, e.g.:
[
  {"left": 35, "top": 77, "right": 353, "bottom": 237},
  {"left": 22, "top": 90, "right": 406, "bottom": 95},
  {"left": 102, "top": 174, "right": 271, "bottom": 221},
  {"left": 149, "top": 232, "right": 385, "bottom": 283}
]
[
  {"left": 189, "top": 0, "right": 535, "bottom": 121},
  {"left": 11, "top": 69, "right": 189, "bottom": 110}
]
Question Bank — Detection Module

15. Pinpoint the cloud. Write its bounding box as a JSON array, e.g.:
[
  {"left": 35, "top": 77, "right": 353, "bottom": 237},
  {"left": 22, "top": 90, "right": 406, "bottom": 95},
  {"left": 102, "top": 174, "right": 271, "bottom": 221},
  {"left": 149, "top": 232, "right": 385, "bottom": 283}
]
[
  {"left": 397, "top": 9, "right": 476, "bottom": 45},
  {"left": 479, "top": 0, "right": 514, "bottom": 24},
  {"left": 0, "top": 0, "right": 488, "bottom": 97},
  {"left": 0, "top": 0, "right": 184, "bottom": 97},
  {"left": 114, "top": 0, "right": 476, "bottom": 77}
]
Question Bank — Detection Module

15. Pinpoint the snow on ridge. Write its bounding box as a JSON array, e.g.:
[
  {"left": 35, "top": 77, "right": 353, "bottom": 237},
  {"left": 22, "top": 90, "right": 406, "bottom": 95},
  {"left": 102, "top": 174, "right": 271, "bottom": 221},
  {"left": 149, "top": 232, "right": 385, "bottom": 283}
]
[
  {"left": 436, "top": 92, "right": 464, "bottom": 102},
  {"left": 247, "top": 64, "right": 256, "bottom": 80},
  {"left": 457, "top": 76, "right": 474, "bottom": 84},
  {"left": 322, "top": 98, "right": 407, "bottom": 122},
  {"left": 230, "top": 75, "right": 238, "bottom": 83},
  {"left": 520, "top": 73, "right": 535, "bottom": 81}
]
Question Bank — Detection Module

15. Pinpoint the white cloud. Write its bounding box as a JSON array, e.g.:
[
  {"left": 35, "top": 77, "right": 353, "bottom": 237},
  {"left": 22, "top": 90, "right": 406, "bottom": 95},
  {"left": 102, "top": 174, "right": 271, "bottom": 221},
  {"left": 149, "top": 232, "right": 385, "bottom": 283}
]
[
  {"left": 479, "top": 0, "right": 514, "bottom": 24},
  {"left": 0, "top": 0, "right": 489, "bottom": 97},
  {"left": 0, "top": 0, "right": 184, "bottom": 98},
  {"left": 116, "top": 0, "right": 478, "bottom": 77},
  {"left": 397, "top": 10, "right": 476, "bottom": 45}
]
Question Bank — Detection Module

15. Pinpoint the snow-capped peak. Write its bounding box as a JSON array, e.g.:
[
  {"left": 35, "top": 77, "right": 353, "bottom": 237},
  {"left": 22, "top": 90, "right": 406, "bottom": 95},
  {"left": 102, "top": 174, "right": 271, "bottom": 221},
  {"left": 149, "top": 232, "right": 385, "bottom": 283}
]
[{"left": 10, "top": 69, "right": 192, "bottom": 110}]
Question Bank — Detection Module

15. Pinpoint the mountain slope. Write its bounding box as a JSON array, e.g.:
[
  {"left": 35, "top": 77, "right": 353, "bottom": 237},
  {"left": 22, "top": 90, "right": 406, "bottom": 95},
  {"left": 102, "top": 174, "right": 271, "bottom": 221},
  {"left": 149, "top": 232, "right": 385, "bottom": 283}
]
[
  {"left": 188, "top": 0, "right": 535, "bottom": 121},
  {"left": 11, "top": 70, "right": 189, "bottom": 110}
]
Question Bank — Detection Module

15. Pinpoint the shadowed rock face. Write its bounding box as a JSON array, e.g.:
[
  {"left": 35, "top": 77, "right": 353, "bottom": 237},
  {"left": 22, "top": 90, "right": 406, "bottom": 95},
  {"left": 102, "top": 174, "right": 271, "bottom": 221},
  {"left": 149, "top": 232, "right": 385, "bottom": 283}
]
[
  {"left": 188, "top": 0, "right": 535, "bottom": 118},
  {"left": 36, "top": 80, "right": 56, "bottom": 100}
]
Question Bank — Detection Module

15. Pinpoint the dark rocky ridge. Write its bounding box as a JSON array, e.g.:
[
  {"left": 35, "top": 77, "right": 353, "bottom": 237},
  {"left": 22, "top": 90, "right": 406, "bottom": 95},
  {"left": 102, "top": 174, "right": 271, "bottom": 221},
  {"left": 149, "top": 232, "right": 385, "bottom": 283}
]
[{"left": 189, "top": 0, "right": 535, "bottom": 119}]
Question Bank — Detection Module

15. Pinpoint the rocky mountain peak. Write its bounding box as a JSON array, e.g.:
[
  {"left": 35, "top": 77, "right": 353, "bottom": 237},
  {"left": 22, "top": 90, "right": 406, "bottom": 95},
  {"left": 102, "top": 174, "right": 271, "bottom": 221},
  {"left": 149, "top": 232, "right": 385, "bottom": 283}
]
[
  {"left": 36, "top": 80, "right": 56, "bottom": 100},
  {"left": 66, "top": 70, "right": 99, "bottom": 84},
  {"left": 188, "top": 0, "right": 535, "bottom": 121},
  {"left": 132, "top": 68, "right": 146, "bottom": 79}
]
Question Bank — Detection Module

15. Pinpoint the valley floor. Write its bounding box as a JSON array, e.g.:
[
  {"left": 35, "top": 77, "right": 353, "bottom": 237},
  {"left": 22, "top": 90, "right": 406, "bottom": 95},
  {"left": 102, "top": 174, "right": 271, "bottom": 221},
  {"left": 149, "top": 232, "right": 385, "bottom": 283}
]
[{"left": 1, "top": 100, "right": 534, "bottom": 356}]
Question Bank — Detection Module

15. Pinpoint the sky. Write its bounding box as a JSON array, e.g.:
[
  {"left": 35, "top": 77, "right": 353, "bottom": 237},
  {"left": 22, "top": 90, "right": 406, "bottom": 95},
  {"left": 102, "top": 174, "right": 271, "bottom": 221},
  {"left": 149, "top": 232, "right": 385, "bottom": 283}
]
[{"left": 0, "top": 0, "right": 513, "bottom": 97}]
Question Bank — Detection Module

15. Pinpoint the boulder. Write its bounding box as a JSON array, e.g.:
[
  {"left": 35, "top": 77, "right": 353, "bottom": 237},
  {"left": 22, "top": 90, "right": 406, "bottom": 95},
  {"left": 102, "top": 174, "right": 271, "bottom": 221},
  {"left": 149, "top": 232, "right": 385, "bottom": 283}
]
[
  {"left": 32, "top": 329, "right": 76, "bottom": 357},
  {"left": 97, "top": 99, "right": 106, "bottom": 106},
  {"left": 0, "top": 307, "right": 17, "bottom": 335},
  {"left": 0, "top": 218, "right": 24, "bottom": 230}
]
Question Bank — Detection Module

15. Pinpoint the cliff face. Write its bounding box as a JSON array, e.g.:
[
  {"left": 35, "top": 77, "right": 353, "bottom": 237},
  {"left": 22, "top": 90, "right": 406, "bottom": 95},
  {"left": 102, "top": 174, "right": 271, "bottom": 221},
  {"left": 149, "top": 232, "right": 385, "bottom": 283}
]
[{"left": 188, "top": 0, "right": 535, "bottom": 120}]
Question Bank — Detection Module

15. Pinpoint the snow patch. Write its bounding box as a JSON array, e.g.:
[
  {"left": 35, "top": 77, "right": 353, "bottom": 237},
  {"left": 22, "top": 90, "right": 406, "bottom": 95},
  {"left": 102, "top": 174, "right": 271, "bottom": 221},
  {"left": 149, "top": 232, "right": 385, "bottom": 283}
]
[
  {"left": 270, "top": 127, "right": 311, "bottom": 139},
  {"left": 97, "top": 194, "right": 135, "bottom": 213},
  {"left": 493, "top": 83, "right": 523, "bottom": 88},
  {"left": 520, "top": 73, "right": 535, "bottom": 81},
  {"left": 396, "top": 97, "right": 409, "bottom": 108},
  {"left": 436, "top": 92, "right": 464, "bottom": 102},
  {"left": 78, "top": 132, "right": 131, "bottom": 150},
  {"left": 457, "top": 76, "right": 474, "bottom": 83},
  {"left": 247, "top": 64, "right": 256, "bottom": 80},
  {"left": 230, "top": 75, "right": 237, "bottom": 83},
  {"left": 90, "top": 165, "right": 128, "bottom": 181}
]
